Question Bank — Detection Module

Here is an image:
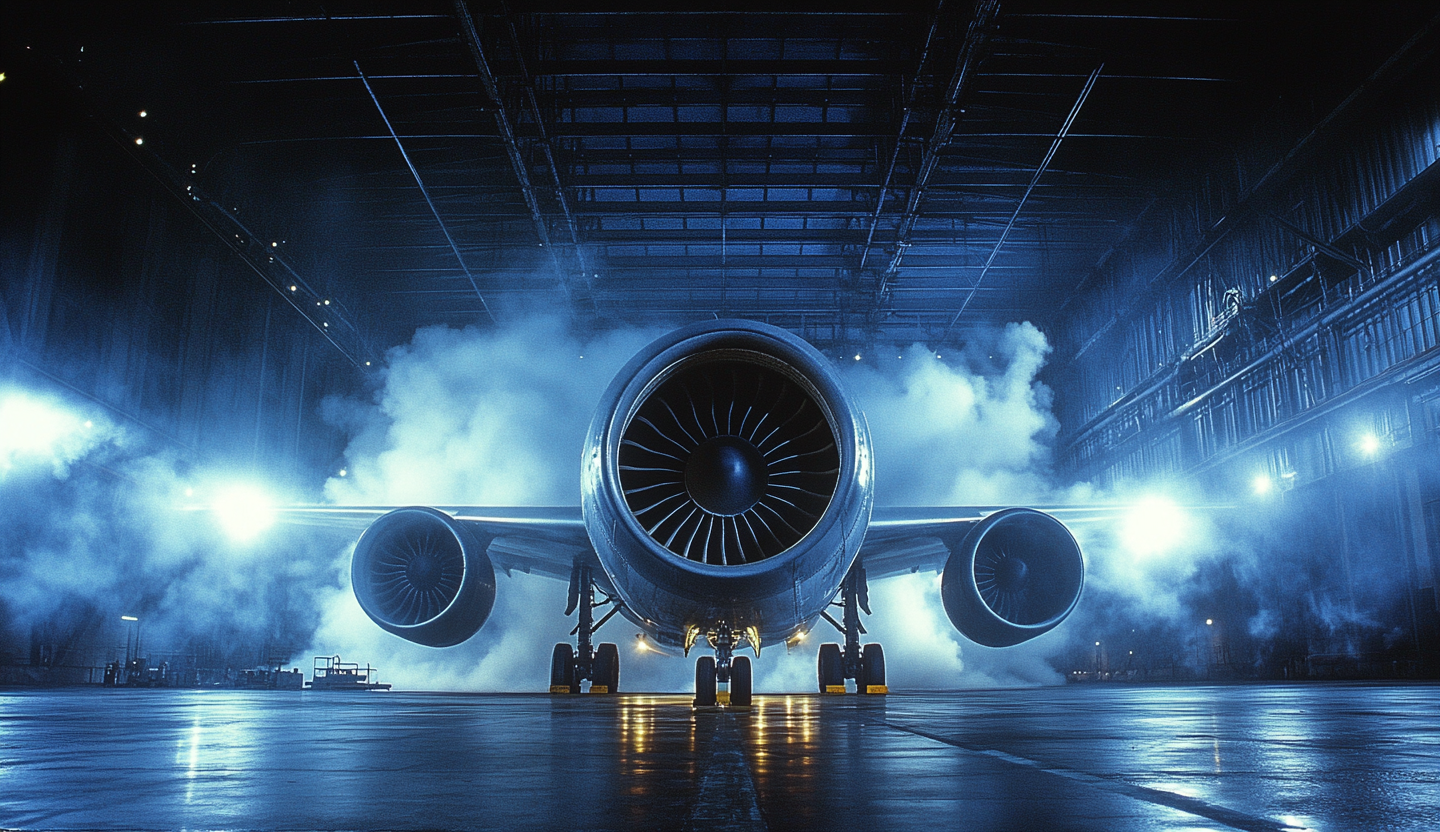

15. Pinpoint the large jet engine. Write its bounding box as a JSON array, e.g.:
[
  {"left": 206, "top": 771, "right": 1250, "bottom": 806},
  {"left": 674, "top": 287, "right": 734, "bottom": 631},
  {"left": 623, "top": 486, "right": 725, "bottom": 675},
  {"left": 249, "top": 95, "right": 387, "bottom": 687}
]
[
  {"left": 582, "top": 319, "right": 874, "bottom": 649},
  {"left": 940, "top": 508, "right": 1084, "bottom": 647},
  {"left": 351, "top": 506, "right": 497, "bottom": 647}
]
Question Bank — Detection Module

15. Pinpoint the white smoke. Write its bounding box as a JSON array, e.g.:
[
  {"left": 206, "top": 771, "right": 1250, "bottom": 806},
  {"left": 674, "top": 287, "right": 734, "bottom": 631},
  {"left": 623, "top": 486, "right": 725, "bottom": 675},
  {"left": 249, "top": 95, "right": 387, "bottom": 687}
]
[
  {"left": 303, "top": 315, "right": 1077, "bottom": 691},
  {"left": 0, "top": 386, "right": 337, "bottom": 670},
  {"left": 1, "top": 314, "right": 1383, "bottom": 691}
]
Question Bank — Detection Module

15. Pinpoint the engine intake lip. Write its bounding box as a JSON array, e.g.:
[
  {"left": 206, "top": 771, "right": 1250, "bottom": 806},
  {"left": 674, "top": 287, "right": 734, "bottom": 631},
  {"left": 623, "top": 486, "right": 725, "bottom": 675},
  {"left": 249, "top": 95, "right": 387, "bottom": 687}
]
[
  {"left": 618, "top": 349, "right": 841, "bottom": 566},
  {"left": 354, "top": 507, "right": 469, "bottom": 628}
]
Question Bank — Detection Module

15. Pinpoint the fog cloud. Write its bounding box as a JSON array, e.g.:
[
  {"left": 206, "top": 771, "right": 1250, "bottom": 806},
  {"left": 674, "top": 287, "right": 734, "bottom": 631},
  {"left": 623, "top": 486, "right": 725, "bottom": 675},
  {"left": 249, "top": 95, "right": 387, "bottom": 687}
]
[
  {"left": 303, "top": 315, "right": 1079, "bottom": 691},
  {"left": 0, "top": 386, "right": 335, "bottom": 673}
]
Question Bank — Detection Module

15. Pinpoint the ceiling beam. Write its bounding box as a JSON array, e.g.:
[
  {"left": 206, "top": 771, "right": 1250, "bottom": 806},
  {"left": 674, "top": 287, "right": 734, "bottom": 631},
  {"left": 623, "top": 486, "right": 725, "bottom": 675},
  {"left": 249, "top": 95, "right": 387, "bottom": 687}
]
[
  {"left": 869, "top": 0, "right": 1001, "bottom": 302},
  {"left": 355, "top": 61, "right": 497, "bottom": 325},
  {"left": 940, "top": 63, "right": 1102, "bottom": 339},
  {"left": 454, "top": 0, "right": 592, "bottom": 315}
]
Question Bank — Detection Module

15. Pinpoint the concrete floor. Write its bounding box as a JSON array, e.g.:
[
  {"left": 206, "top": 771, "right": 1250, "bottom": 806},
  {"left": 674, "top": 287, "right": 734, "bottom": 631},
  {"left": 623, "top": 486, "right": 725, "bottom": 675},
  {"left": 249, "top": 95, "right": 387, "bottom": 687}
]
[{"left": 0, "top": 683, "right": 1436, "bottom": 831}]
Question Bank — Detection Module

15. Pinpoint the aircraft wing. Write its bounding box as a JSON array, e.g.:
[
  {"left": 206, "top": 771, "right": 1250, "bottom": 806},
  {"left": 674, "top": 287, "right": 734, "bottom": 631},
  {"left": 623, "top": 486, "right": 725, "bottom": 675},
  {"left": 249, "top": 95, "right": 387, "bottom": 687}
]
[
  {"left": 858, "top": 505, "right": 1126, "bottom": 580},
  {"left": 276, "top": 505, "right": 589, "bottom": 582},
  {"left": 277, "top": 502, "right": 1127, "bottom": 584}
]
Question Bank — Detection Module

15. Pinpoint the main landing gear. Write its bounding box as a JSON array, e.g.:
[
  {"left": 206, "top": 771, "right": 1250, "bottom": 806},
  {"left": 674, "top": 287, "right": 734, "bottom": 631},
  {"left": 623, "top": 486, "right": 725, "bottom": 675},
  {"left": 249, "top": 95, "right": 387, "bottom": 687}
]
[
  {"left": 817, "top": 564, "right": 887, "bottom": 695},
  {"left": 550, "top": 560, "right": 624, "bottom": 694},
  {"left": 691, "top": 625, "right": 755, "bottom": 707}
]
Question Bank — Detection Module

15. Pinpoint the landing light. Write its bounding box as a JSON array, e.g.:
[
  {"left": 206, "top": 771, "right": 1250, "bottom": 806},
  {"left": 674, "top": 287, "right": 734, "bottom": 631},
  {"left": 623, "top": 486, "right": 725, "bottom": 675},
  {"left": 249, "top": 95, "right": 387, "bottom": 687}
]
[
  {"left": 1252, "top": 474, "right": 1273, "bottom": 495},
  {"left": 1357, "top": 433, "right": 1380, "bottom": 456},
  {"left": 212, "top": 484, "right": 277, "bottom": 543}
]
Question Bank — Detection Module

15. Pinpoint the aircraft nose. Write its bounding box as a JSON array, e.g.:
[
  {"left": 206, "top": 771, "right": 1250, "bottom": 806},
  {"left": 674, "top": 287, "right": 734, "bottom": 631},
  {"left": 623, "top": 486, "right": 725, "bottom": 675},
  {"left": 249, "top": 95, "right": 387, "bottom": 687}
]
[{"left": 685, "top": 436, "right": 768, "bottom": 516}]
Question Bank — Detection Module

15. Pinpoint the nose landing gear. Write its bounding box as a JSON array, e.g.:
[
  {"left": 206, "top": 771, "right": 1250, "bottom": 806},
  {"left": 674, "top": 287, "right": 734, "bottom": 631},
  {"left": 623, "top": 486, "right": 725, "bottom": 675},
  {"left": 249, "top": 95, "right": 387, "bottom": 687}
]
[{"left": 691, "top": 625, "right": 755, "bottom": 707}]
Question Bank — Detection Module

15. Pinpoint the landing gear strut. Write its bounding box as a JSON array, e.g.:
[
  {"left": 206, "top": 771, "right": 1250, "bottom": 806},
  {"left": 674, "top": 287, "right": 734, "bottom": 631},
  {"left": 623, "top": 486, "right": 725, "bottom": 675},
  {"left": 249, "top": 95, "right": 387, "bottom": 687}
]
[
  {"left": 691, "top": 624, "right": 754, "bottom": 707},
  {"left": 550, "top": 560, "right": 624, "bottom": 694},
  {"left": 817, "top": 564, "right": 887, "bottom": 694}
]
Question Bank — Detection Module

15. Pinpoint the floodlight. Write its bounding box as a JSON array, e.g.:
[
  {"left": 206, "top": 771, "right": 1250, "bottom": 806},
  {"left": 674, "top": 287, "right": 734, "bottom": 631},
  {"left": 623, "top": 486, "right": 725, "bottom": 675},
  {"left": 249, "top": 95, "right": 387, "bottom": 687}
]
[
  {"left": 212, "top": 484, "right": 277, "bottom": 542},
  {"left": 0, "top": 391, "right": 86, "bottom": 463},
  {"left": 1252, "top": 474, "right": 1273, "bottom": 495},
  {"left": 1357, "top": 433, "right": 1380, "bottom": 456},
  {"left": 1119, "top": 496, "right": 1187, "bottom": 557}
]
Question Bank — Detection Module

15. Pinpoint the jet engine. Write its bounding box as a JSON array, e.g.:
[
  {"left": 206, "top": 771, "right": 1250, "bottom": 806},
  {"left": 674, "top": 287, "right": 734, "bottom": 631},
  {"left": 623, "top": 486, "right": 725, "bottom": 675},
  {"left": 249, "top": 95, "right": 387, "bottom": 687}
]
[
  {"left": 940, "top": 508, "right": 1084, "bottom": 647},
  {"left": 351, "top": 506, "right": 497, "bottom": 647},
  {"left": 582, "top": 319, "right": 873, "bottom": 646}
]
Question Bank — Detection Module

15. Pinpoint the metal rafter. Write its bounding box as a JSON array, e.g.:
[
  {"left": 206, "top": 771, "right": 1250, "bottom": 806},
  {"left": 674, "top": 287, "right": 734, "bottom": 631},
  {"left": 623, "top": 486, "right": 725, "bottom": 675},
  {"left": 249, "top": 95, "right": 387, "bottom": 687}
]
[
  {"left": 868, "top": 0, "right": 1002, "bottom": 302},
  {"left": 495, "top": 4, "right": 590, "bottom": 281},
  {"left": 856, "top": 0, "right": 948, "bottom": 275},
  {"left": 940, "top": 64, "right": 1102, "bottom": 339},
  {"left": 46, "top": 55, "right": 374, "bottom": 368},
  {"left": 355, "top": 62, "right": 496, "bottom": 325},
  {"left": 453, "top": 0, "right": 590, "bottom": 313}
]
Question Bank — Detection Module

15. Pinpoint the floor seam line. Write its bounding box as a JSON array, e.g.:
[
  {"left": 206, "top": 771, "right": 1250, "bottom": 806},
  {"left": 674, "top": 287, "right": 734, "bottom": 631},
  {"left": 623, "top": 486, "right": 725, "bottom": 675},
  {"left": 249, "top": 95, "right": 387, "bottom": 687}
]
[{"left": 876, "top": 719, "right": 1303, "bottom": 832}]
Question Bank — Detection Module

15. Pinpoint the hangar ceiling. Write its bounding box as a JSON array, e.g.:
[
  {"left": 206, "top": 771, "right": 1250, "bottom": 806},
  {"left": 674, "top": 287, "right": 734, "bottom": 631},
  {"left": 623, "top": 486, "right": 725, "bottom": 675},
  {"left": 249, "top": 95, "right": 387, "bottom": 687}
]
[{"left": 10, "top": 1, "right": 1435, "bottom": 359}]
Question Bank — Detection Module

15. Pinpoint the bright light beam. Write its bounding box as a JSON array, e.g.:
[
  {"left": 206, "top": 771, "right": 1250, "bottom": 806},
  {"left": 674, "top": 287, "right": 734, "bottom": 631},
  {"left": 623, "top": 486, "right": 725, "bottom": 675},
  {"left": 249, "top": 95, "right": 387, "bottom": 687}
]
[
  {"left": 1119, "top": 496, "right": 1187, "bottom": 558},
  {"left": 1357, "top": 433, "right": 1381, "bottom": 456},
  {"left": 1252, "top": 474, "right": 1273, "bottom": 496},
  {"left": 212, "top": 484, "right": 277, "bottom": 542}
]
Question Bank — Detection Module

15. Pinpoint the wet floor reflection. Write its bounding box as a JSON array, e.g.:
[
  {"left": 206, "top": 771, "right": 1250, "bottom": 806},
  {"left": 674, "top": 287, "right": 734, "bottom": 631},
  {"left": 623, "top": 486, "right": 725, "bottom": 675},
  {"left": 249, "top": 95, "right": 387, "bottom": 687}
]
[{"left": 0, "top": 684, "right": 1436, "bottom": 830}]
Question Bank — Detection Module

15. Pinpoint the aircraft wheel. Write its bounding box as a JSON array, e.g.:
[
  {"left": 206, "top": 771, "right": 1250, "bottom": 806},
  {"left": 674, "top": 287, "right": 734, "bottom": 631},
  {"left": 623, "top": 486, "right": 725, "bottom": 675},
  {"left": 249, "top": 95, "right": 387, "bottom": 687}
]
[
  {"left": 730, "top": 656, "right": 753, "bottom": 706},
  {"left": 860, "top": 643, "right": 886, "bottom": 694},
  {"left": 550, "top": 643, "right": 576, "bottom": 693},
  {"left": 694, "top": 656, "right": 717, "bottom": 706},
  {"left": 593, "top": 643, "right": 619, "bottom": 693},
  {"left": 817, "top": 643, "right": 843, "bottom": 693}
]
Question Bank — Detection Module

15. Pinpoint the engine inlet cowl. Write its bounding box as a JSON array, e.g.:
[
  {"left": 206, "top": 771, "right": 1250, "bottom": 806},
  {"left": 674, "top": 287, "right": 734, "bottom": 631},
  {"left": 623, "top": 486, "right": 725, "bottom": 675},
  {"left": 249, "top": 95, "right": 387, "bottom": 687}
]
[
  {"left": 351, "top": 507, "right": 496, "bottom": 647},
  {"left": 619, "top": 352, "right": 840, "bottom": 566},
  {"left": 941, "top": 508, "right": 1084, "bottom": 647}
]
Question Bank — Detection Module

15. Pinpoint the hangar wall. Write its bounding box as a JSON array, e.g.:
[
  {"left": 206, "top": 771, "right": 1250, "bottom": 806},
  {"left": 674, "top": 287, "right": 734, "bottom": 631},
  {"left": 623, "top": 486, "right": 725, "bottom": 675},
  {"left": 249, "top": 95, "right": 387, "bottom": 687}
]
[
  {"left": 1, "top": 90, "right": 357, "bottom": 682},
  {"left": 1053, "top": 48, "right": 1440, "bottom": 675},
  {"left": 1, "top": 95, "right": 356, "bottom": 487}
]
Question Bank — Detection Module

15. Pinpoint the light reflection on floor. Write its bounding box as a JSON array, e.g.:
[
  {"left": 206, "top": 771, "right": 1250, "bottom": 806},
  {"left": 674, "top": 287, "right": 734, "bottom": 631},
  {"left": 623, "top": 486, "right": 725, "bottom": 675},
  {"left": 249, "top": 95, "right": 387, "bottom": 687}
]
[{"left": 0, "top": 683, "right": 1436, "bottom": 830}]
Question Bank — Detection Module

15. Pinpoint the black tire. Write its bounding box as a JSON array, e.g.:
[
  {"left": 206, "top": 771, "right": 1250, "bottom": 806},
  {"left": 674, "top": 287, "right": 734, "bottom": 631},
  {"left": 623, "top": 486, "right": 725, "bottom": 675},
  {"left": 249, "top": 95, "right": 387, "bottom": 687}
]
[
  {"left": 594, "top": 643, "right": 619, "bottom": 693},
  {"left": 694, "top": 656, "right": 717, "bottom": 706},
  {"left": 860, "top": 643, "right": 886, "bottom": 693},
  {"left": 550, "top": 643, "right": 576, "bottom": 693},
  {"left": 817, "top": 643, "right": 843, "bottom": 692},
  {"left": 730, "top": 656, "right": 753, "bottom": 706}
]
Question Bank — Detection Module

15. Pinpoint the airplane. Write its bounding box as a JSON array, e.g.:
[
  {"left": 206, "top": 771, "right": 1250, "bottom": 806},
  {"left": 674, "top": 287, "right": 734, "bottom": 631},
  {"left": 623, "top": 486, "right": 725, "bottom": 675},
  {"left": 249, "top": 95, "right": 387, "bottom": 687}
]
[{"left": 286, "top": 319, "right": 1085, "bottom": 705}]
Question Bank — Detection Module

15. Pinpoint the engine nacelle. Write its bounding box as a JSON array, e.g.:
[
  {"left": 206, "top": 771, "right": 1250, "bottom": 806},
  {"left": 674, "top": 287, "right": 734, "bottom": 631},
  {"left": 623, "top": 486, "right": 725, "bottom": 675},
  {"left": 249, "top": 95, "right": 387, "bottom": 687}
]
[
  {"left": 351, "top": 507, "right": 497, "bottom": 647},
  {"left": 582, "top": 319, "right": 873, "bottom": 646},
  {"left": 941, "top": 508, "right": 1084, "bottom": 647}
]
